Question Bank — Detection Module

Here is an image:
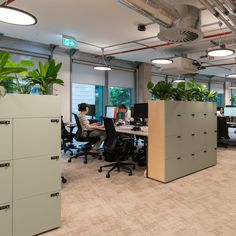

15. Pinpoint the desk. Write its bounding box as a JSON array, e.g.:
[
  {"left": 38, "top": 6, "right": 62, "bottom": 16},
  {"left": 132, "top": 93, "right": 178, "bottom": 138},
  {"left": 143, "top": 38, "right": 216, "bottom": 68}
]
[{"left": 95, "top": 125, "right": 148, "bottom": 137}]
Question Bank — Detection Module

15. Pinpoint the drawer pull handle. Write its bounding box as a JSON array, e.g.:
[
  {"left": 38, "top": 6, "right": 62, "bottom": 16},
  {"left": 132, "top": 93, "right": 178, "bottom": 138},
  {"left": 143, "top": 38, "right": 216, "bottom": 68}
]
[
  {"left": 0, "top": 163, "right": 10, "bottom": 168},
  {"left": 0, "top": 205, "right": 10, "bottom": 211},
  {"left": 177, "top": 136, "right": 181, "bottom": 138},
  {"left": 192, "top": 114, "right": 195, "bottom": 116},
  {"left": 51, "top": 119, "right": 59, "bottom": 123},
  {"left": 51, "top": 156, "right": 59, "bottom": 160},
  {"left": 214, "top": 113, "right": 217, "bottom": 116},
  {"left": 191, "top": 133, "right": 195, "bottom": 136},
  {"left": 204, "top": 113, "right": 207, "bottom": 116},
  {"left": 214, "top": 130, "right": 217, "bottom": 133},
  {"left": 214, "top": 147, "right": 217, "bottom": 150},
  {"left": 50, "top": 192, "right": 60, "bottom": 198},
  {"left": 177, "top": 114, "right": 181, "bottom": 117},
  {"left": 204, "top": 150, "right": 207, "bottom": 153},
  {"left": 0, "top": 120, "right": 10, "bottom": 125},
  {"left": 177, "top": 157, "right": 181, "bottom": 160},
  {"left": 191, "top": 153, "right": 195, "bottom": 156},
  {"left": 204, "top": 132, "right": 207, "bottom": 134}
]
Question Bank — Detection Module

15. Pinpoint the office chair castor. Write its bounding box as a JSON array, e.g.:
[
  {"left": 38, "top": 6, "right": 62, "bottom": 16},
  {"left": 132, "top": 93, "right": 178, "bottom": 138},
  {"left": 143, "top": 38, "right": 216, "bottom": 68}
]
[
  {"left": 61, "top": 176, "right": 67, "bottom": 183},
  {"left": 98, "top": 168, "right": 102, "bottom": 172},
  {"left": 84, "top": 160, "right": 87, "bottom": 164},
  {"left": 68, "top": 159, "right": 71, "bottom": 163},
  {"left": 98, "top": 156, "right": 102, "bottom": 160},
  {"left": 129, "top": 172, "right": 132, "bottom": 176},
  {"left": 106, "top": 174, "right": 110, "bottom": 178}
]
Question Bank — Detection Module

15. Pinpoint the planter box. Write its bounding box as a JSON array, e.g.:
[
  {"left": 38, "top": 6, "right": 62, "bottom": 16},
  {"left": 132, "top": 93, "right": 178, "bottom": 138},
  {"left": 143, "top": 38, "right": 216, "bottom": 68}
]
[{"left": 148, "top": 100, "right": 217, "bottom": 183}]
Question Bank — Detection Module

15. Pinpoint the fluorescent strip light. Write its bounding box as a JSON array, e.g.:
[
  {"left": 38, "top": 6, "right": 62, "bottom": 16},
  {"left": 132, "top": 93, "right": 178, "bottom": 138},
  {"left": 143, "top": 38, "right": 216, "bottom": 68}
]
[
  {"left": 0, "top": 6, "right": 37, "bottom": 26},
  {"left": 174, "top": 79, "right": 185, "bottom": 83},
  {"left": 226, "top": 73, "right": 236, "bottom": 78},
  {"left": 151, "top": 58, "right": 173, "bottom": 64},
  {"left": 94, "top": 66, "right": 111, "bottom": 71}
]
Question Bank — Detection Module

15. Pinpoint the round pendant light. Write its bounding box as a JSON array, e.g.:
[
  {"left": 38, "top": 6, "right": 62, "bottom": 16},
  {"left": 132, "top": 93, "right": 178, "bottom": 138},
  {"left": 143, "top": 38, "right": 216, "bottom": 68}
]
[
  {"left": 207, "top": 46, "right": 234, "bottom": 57},
  {"left": 0, "top": 6, "right": 37, "bottom": 26},
  {"left": 93, "top": 66, "right": 111, "bottom": 71},
  {"left": 151, "top": 58, "right": 173, "bottom": 65}
]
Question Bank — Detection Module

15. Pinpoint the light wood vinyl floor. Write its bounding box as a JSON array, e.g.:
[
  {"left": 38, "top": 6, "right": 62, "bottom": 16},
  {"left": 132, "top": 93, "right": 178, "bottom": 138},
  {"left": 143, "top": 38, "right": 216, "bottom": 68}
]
[{"left": 42, "top": 147, "right": 236, "bottom": 236}]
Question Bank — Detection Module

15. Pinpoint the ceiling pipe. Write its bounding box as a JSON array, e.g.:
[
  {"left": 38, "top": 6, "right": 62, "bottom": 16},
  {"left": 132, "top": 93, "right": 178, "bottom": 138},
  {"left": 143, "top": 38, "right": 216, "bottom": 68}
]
[
  {"left": 224, "top": 0, "right": 236, "bottom": 13},
  {"left": 198, "top": 0, "right": 236, "bottom": 34},
  {"left": 210, "top": 0, "right": 236, "bottom": 25},
  {"left": 0, "top": 0, "right": 16, "bottom": 5},
  {"left": 204, "top": 61, "right": 236, "bottom": 67},
  {"left": 97, "top": 31, "right": 232, "bottom": 58}
]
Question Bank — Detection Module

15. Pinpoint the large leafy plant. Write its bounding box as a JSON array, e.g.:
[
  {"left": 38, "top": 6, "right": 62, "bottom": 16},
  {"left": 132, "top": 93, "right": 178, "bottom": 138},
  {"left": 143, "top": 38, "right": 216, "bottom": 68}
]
[
  {"left": 27, "top": 59, "right": 63, "bottom": 94},
  {"left": 0, "top": 51, "right": 27, "bottom": 96},
  {"left": 147, "top": 79, "right": 217, "bottom": 102}
]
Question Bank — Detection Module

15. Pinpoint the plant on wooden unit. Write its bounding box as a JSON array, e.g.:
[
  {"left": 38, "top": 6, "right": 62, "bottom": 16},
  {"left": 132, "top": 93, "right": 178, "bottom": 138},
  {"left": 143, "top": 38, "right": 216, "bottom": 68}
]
[
  {"left": 147, "top": 79, "right": 217, "bottom": 102},
  {"left": 26, "top": 59, "right": 63, "bottom": 94},
  {"left": 0, "top": 51, "right": 27, "bottom": 96}
]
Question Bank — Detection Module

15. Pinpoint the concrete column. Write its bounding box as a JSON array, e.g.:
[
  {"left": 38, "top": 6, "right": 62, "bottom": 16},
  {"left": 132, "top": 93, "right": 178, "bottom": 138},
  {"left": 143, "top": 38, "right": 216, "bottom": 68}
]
[
  {"left": 137, "top": 63, "right": 152, "bottom": 103},
  {"left": 225, "top": 81, "right": 232, "bottom": 106}
]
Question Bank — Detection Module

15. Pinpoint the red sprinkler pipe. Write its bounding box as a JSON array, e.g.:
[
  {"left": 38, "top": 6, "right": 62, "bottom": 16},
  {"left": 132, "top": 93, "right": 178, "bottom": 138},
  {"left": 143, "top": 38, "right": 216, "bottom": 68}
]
[
  {"left": 97, "top": 31, "right": 233, "bottom": 58},
  {"left": 1, "top": 0, "right": 16, "bottom": 6}
]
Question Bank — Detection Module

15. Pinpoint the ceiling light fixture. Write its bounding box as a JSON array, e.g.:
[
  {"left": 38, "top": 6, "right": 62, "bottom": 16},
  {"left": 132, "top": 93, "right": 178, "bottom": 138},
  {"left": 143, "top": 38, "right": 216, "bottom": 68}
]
[
  {"left": 207, "top": 45, "right": 234, "bottom": 57},
  {"left": 174, "top": 79, "right": 185, "bottom": 83},
  {"left": 151, "top": 58, "right": 173, "bottom": 65},
  {"left": 94, "top": 48, "right": 111, "bottom": 71},
  {"left": 0, "top": 6, "right": 37, "bottom": 26},
  {"left": 226, "top": 73, "right": 236, "bottom": 78}
]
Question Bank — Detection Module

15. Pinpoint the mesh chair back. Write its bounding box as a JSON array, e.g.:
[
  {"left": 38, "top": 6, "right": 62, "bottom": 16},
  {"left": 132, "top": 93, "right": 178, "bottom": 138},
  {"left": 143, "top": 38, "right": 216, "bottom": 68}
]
[
  {"left": 72, "top": 113, "right": 83, "bottom": 139},
  {"left": 61, "top": 116, "right": 69, "bottom": 139},
  {"left": 217, "top": 116, "right": 228, "bottom": 138},
  {"left": 103, "top": 117, "right": 118, "bottom": 151}
]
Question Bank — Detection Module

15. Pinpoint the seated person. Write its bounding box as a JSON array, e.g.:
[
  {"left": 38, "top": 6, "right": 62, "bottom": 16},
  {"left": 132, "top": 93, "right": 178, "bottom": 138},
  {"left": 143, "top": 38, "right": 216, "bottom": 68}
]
[
  {"left": 78, "top": 103, "right": 106, "bottom": 153},
  {"left": 116, "top": 104, "right": 131, "bottom": 125},
  {"left": 217, "top": 107, "right": 224, "bottom": 117}
]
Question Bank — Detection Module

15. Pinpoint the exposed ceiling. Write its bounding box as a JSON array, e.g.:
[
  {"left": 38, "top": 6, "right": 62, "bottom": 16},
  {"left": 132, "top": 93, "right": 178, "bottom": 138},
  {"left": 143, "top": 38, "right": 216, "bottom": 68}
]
[{"left": 1, "top": 0, "right": 236, "bottom": 78}]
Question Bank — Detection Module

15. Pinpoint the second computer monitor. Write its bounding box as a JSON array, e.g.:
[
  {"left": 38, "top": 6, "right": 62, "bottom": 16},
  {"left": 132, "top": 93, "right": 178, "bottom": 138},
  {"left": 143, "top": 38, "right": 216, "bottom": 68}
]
[
  {"left": 87, "top": 104, "right": 96, "bottom": 117},
  {"left": 105, "top": 106, "right": 117, "bottom": 119},
  {"left": 133, "top": 103, "right": 148, "bottom": 119}
]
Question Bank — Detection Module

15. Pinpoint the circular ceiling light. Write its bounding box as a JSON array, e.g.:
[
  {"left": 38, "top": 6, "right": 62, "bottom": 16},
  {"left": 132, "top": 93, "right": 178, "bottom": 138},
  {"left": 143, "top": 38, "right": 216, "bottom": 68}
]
[
  {"left": 207, "top": 47, "right": 234, "bottom": 57},
  {"left": 0, "top": 6, "right": 37, "bottom": 26},
  {"left": 94, "top": 66, "right": 111, "bottom": 71},
  {"left": 151, "top": 58, "right": 173, "bottom": 65},
  {"left": 226, "top": 73, "right": 236, "bottom": 78}
]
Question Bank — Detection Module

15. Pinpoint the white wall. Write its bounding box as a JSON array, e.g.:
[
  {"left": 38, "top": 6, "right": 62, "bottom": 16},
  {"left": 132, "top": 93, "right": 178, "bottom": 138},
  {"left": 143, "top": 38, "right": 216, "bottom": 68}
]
[{"left": 53, "top": 51, "right": 71, "bottom": 123}]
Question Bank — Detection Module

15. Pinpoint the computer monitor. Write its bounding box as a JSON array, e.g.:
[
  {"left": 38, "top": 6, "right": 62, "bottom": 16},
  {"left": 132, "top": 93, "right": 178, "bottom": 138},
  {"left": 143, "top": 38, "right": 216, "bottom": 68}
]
[
  {"left": 87, "top": 104, "right": 96, "bottom": 117},
  {"left": 133, "top": 103, "right": 148, "bottom": 119},
  {"left": 105, "top": 106, "right": 116, "bottom": 119},
  {"left": 224, "top": 107, "right": 236, "bottom": 116}
]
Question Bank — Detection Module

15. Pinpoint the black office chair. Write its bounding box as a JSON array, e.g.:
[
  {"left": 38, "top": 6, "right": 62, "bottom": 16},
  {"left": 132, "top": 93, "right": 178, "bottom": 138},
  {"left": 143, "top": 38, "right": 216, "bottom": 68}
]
[
  {"left": 68, "top": 113, "right": 101, "bottom": 164},
  {"left": 98, "top": 117, "right": 135, "bottom": 178},
  {"left": 61, "top": 116, "right": 77, "bottom": 156},
  {"left": 217, "top": 116, "right": 229, "bottom": 148}
]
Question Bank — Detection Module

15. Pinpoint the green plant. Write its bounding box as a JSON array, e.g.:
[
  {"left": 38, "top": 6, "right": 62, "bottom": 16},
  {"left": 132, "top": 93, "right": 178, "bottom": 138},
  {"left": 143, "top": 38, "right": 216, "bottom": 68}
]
[
  {"left": 147, "top": 79, "right": 217, "bottom": 102},
  {"left": 0, "top": 51, "right": 27, "bottom": 96},
  {"left": 27, "top": 59, "right": 63, "bottom": 94},
  {"left": 147, "top": 80, "right": 173, "bottom": 100}
]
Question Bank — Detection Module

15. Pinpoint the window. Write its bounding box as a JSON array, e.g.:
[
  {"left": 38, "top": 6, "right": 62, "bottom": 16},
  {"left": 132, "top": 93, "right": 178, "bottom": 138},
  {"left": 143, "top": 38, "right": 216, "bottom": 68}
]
[
  {"left": 108, "top": 69, "right": 134, "bottom": 108},
  {"left": 72, "top": 83, "right": 103, "bottom": 119},
  {"left": 108, "top": 87, "right": 132, "bottom": 108},
  {"left": 211, "top": 82, "right": 224, "bottom": 107}
]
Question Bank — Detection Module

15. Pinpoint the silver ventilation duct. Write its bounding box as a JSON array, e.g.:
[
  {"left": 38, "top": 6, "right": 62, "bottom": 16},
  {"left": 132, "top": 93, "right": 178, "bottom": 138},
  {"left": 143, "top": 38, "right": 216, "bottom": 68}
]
[
  {"left": 118, "top": 0, "right": 180, "bottom": 28},
  {"left": 158, "top": 4, "right": 203, "bottom": 43}
]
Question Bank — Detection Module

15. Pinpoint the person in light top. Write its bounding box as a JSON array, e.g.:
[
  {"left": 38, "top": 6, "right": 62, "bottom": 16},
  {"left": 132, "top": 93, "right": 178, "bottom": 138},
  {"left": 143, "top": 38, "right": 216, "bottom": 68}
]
[
  {"left": 217, "top": 107, "right": 224, "bottom": 117},
  {"left": 78, "top": 103, "right": 106, "bottom": 153}
]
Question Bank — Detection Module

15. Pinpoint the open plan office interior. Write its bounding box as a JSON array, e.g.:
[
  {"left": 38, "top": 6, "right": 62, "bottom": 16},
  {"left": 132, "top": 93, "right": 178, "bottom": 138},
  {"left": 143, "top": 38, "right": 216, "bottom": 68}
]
[{"left": 0, "top": 0, "right": 236, "bottom": 235}]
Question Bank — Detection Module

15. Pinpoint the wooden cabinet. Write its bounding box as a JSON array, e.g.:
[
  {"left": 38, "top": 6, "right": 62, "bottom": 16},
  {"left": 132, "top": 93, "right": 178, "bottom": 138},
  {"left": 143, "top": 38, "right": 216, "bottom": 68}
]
[
  {"left": 0, "top": 94, "right": 61, "bottom": 236},
  {"left": 148, "top": 100, "right": 217, "bottom": 183}
]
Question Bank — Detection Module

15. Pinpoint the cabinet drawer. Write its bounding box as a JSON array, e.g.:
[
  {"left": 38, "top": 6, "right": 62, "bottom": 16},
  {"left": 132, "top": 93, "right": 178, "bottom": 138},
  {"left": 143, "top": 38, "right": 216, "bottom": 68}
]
[
  {"left": 199, "top": 148, "right": 217, "bottom": 169},
  {"left": 0, "top": 119, "right": 12, "bottom": 161},
  {"left": 13, "top": 118, "right": 61, "bottom": 159},
  {"left": 165, "top": 113, "right": 183, "bottom": 136},
  {"left": 13, "top": 156, "right": 61, "bottom": 200},
  {"left": 165, "top": 156, "right": 191, "bottom": 182},
  {"left": 0, "top": 203, "right": 12, "bottom": 236},
  {"left": 165, "top": 135, "right": 182, "bottom": 159},
  {"left": 0, "top": 161, "right": 12, "bottom": 204},
  {"left": 13, "top": 192, "right": 61, "bottom": 236}
]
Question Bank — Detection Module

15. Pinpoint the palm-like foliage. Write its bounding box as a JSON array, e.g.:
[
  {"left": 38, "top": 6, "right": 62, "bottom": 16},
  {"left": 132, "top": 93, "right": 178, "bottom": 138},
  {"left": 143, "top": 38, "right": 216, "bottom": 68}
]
[
  {"left": 27, "top": 60, "right": 63, "bottom": 94},
  {"left": 0, "top": 51, "right": 27, "bottom": 96}
]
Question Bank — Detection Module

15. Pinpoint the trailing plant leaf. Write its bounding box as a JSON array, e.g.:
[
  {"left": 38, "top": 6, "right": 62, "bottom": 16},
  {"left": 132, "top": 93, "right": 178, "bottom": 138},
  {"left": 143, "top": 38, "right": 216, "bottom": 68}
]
[{"left": 0, "top": 85, "right": 6, "bottom": 96}]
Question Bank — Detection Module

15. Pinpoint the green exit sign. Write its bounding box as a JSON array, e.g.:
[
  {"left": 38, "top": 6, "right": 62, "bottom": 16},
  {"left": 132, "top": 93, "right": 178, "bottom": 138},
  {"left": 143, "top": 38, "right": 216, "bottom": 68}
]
[{"left": 62, "top": 36, "right": 77, "bottom": 48}]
